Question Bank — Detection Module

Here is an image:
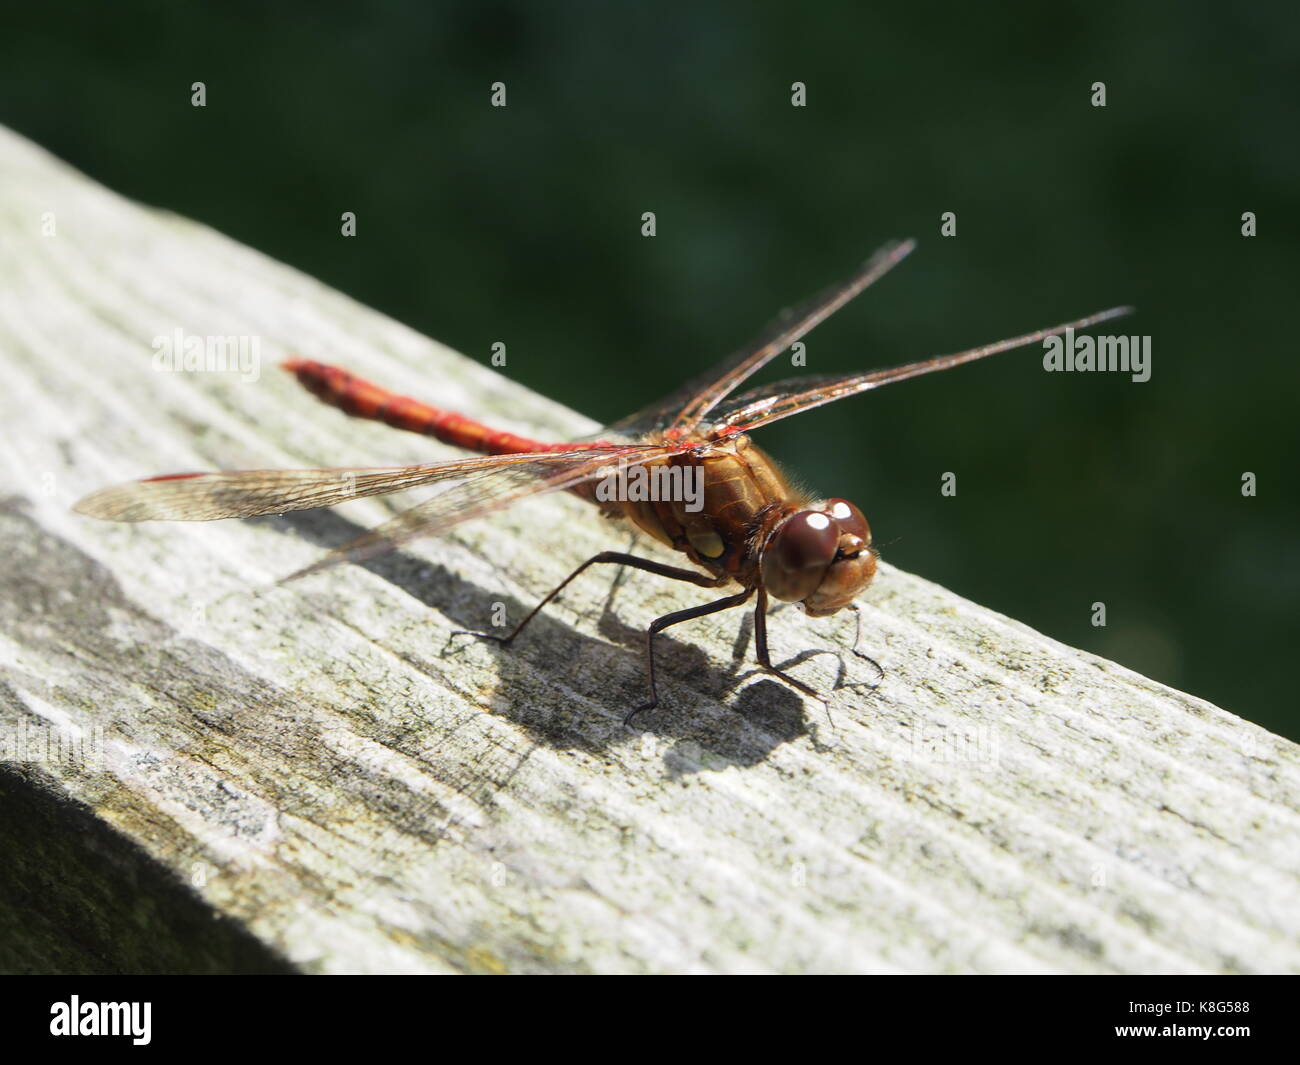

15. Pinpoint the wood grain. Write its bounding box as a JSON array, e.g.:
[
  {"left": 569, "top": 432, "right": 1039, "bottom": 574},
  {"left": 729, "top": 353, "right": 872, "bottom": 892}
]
[{"left": 1, "top": 125, "right": 1297, "bottom": 973}]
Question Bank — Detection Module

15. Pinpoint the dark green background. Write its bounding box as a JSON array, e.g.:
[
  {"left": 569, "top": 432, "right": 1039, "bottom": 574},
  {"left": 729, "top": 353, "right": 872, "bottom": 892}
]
[{"left": 4, "top": 2, "right": 1296, "bottom": 737}]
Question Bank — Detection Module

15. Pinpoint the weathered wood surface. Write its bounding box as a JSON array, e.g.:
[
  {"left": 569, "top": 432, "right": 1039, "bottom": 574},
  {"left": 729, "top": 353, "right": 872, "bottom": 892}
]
[{"left": 1, "top": 125, "right": 1297, "bottom": 974}]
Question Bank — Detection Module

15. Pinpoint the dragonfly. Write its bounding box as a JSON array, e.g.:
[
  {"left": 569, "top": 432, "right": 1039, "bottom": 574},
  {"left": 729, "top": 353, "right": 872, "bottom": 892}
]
[{"left": 75, "top": 240, "right": 1131, "bottom": 721}]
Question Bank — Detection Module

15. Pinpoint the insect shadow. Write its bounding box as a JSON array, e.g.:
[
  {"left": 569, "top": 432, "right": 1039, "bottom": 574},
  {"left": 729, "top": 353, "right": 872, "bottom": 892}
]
[{"left": 267, "top": 509, "right": 809, "bottom": 762}]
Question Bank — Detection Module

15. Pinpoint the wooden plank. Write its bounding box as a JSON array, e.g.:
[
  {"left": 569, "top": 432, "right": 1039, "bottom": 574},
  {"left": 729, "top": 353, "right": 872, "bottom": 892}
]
[{"left": 1, "top": 124, "right": 1297, "bottom": 974}]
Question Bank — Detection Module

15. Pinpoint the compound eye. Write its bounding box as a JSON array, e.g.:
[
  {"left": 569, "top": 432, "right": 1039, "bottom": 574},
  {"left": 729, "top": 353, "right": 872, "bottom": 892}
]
[
  {"left": 775, "top": 511, "right": 840, "bottom": 571},
  {"left": 826, "top": 498, "right": 870, "bottom": 544}
]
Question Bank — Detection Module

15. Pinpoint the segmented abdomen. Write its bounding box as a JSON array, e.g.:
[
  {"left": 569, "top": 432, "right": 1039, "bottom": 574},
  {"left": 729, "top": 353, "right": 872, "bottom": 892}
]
[{"left": 283, "top": 358, "right": 581, "bottom": 456}]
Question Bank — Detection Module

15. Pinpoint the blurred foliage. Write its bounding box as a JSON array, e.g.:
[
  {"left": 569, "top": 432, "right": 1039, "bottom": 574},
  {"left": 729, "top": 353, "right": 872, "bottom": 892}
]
[{"left": 3, "top": 1, "right": 1297, "bottom": 737}]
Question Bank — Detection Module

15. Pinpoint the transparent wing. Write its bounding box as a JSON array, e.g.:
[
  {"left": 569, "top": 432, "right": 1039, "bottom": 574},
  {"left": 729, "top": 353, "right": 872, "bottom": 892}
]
[
  {"left": 286, "top": 444, "right": 676, "bottom": 578},
  {"left": 608, "top": 239, "right": 915, "bottom": 440},
  {"left": 708, "top": 306, "right": 1135, "bottom": 435},
  {"left": 73, "top": 447, "right": 660, "bottom": 523}
]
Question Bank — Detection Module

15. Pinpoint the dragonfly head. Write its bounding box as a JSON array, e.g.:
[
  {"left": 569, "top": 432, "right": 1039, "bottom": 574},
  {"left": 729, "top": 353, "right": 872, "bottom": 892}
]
[{"left": 760, "top": 499, "right": 877, "bottom": 617}]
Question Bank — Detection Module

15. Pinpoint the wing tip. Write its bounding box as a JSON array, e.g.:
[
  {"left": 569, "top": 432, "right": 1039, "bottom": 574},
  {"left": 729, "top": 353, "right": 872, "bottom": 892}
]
[
  {"left": 280, "top": 551, "right": 347, "bottom": 585},
  {"left": 71, "top": 495, "right": 103, "bottom": 519},
  {"left": 73, "top": 487, "right": 139, "bottom": 522}
]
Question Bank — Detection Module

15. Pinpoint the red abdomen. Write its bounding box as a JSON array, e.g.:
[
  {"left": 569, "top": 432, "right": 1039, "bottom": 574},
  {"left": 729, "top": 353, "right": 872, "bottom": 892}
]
[{"left": 283, "top": 358, "right": 574, "bottom": 456}]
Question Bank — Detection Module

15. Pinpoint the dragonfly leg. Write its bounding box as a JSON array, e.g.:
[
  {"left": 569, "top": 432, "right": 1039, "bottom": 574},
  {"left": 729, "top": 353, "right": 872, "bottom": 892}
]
[
  {"left": 450, "top": 551, "right": 725, "bottom": 648},
  {"left": 846, "top": 603, "right": 886, "bottom": 681},
  {"left": 628, "top": 586, "right": 756, "bottom": 726},
  {"left": 752, "top": 587, "right": 830, "bottom": 706}
]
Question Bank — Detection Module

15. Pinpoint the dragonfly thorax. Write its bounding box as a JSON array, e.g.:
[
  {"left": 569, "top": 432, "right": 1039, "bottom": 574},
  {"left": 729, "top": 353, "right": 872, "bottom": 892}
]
[{"left": 615, "top": 434, "right": 793, "bottom": 575}]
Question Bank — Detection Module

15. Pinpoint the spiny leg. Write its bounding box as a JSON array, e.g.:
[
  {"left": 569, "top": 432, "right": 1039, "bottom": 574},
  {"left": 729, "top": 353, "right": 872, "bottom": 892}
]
[
  {"left": 846, "top": 603, "right": 885, "bottom": 681},
  {"left": 629, "top": 586, "right": 756, "bottom": 726},
  {"left": 450, "top": 551, "right": 726, "bottom": 647},
  {"left": 755, "top": 600, "right": 885, "bottom": 691},
  {"left": 752, "top": 586, "right": 829, "bottom": 705}
]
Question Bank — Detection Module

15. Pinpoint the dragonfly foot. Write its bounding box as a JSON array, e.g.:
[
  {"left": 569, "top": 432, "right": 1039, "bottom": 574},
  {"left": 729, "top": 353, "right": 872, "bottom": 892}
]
[
  {"left": 447, "top": 628, "right": 516, "bottom": 647},
  {"left": 850, "top": 647, "right": 885, "bottom": 682},
  {"left": 623, "top": 700, "right": 656, "bottom": 728}
]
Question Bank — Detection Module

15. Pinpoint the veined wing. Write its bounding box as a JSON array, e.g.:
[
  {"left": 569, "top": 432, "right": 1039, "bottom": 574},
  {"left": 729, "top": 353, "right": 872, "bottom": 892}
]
[
  {"left": 707, "top": 306, "right": 1134, "bottom": 435},
  {"left": 608, "top": 239, "right": 915, "bottom": 440},
  {"left": 73, "top": 446, "right": 661, "bottom": 523},
  {"left": 285, "top": 444, "right": 675, "bottom": 579}
]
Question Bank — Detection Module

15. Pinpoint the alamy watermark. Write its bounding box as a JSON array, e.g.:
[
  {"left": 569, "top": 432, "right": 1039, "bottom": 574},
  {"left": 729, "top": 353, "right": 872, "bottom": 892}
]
[
  {"left": 1, "top": 722, "right": 105, "bottom": 772},
  {"left": 152, "top": 328, "right": 261, "bottom": 382},
  {"left": 593, "top": 456, "right": 704, "bottom": 512},
  {"left": 906, "top": 722, "right": 1001, "bottom": 768},
  {"left": 50, "top": 996, "right": 150, "bottom": 1045},
  {"left": 1043, "top": 328, "right": 1151, "bottom": 383}
]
